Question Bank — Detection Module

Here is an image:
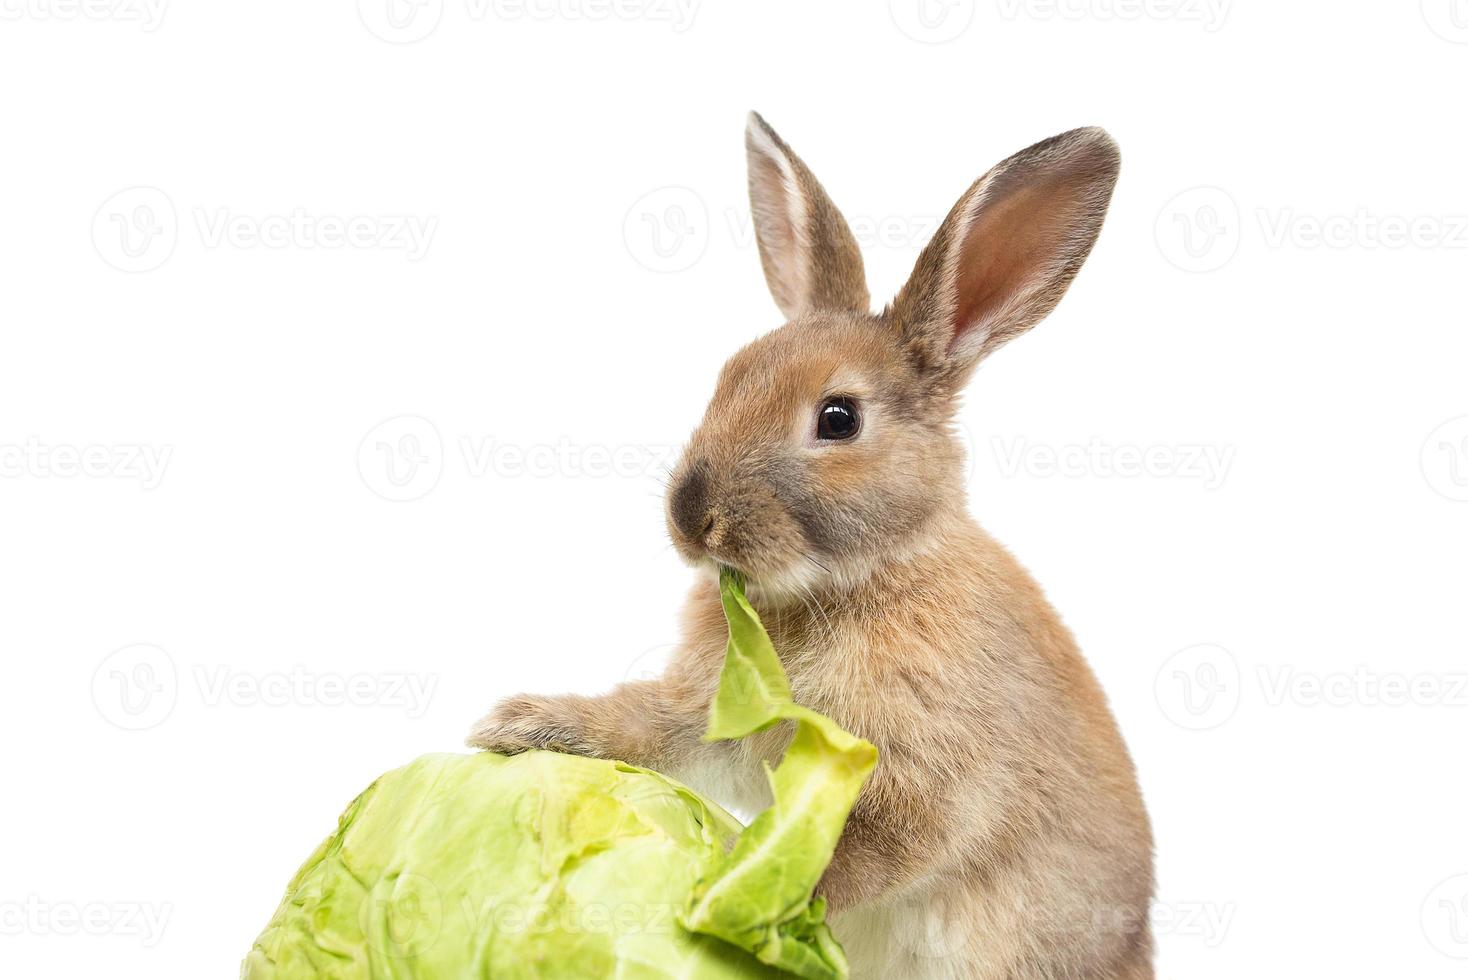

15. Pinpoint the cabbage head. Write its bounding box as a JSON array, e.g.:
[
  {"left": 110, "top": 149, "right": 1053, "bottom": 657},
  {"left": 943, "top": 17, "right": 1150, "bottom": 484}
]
[{"left": 242, "top": 570, "right": 876, "bottom": 979}]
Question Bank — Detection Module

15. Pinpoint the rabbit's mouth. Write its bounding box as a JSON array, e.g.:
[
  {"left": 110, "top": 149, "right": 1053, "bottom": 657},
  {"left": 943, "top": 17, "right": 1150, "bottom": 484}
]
[
  {"left": 741, "top": 567, "right": 830, "bottom": 609},
  {"left": 682, "top": 547, "right": 832, "bottom": 609},
  {"left": 670, "top": 508, "right": 823, "bottom": 583},
  {"left": 665, "top": 453, "right": 841, "bottom": 601}
]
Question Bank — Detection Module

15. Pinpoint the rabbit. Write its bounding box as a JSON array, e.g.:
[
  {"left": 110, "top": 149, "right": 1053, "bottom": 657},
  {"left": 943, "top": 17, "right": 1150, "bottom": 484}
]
[{"left": 470, "top": 111, "right": 1154, "bottom": 980}]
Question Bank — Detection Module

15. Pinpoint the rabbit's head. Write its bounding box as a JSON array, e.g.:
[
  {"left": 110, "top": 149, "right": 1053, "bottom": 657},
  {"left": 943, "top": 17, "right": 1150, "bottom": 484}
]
[{"left": 666, "top": 112, "right": 1119, "bottom": 597}]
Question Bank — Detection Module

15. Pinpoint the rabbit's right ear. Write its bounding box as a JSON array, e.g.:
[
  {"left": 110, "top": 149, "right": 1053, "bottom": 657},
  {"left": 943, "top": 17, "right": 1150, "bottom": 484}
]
[
  {"left": 746, "top": 112, "right": 870, "bottom": 319},
  {"left": 888, "top": 127, "right": 1120, "bottom": 398}
]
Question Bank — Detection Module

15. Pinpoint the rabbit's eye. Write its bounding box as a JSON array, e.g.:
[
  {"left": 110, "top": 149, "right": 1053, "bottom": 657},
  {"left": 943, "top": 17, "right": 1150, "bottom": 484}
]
[{"left": 816, "top": 396, "right": 861, "bottom": 441}]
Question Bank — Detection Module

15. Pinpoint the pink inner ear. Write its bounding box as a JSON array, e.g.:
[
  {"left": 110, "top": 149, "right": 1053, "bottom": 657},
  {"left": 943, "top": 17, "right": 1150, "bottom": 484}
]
[{"left": 949, "top": 173, "right": 1090, "bottom": 356}]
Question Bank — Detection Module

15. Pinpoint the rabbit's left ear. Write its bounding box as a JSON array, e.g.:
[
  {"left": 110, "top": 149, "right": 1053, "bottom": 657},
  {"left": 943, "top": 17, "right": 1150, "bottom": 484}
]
[
  {"left": 746, "top": 112, "right": 870, "bottom": 319},
  {"left": 888, "top": 127, "right": 1120, "bottom": 393}
]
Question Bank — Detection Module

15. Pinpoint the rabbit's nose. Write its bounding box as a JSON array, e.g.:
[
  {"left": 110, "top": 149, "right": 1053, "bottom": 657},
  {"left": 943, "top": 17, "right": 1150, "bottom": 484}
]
[{"left": 669, "top": 464, "right": 714, "bottom": 544}]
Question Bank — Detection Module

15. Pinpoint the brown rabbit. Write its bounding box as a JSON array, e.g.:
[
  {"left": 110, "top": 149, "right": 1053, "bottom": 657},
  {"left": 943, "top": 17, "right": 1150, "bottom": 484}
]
[{"left": 470, "top": 112, "right": 1154, "bottom": 980}]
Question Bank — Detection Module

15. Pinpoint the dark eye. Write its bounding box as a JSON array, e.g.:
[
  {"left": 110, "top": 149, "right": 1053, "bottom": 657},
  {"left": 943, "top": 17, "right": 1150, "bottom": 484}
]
[{"left": 817, "top": 396, "right": 861, "bottom": 441}]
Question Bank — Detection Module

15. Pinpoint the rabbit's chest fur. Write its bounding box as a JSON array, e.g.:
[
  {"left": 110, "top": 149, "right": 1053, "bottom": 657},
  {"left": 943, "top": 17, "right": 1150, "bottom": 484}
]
[
  {"left": 664, "top": 525, "right": 1152, "bottom": 978},
  {"left": 674, "top": 523, "right": 1050, "bottom": 784}
]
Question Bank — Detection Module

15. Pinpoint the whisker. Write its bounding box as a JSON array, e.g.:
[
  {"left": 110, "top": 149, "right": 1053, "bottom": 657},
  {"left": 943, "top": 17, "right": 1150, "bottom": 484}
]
[{"left": 796, "top": 578, "right": 837, "bottom": 651}]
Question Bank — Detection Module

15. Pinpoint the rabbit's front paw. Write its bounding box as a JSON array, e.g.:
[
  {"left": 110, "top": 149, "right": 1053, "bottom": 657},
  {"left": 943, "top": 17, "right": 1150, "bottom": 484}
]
[{"left": 467, "top": 694, "right": 596, "bottom": 756}]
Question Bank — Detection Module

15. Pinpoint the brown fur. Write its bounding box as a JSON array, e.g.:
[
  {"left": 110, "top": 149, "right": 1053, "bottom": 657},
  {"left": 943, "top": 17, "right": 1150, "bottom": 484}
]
[{"left": 470, "top": 114, "right": 1153, "bottom": 979}]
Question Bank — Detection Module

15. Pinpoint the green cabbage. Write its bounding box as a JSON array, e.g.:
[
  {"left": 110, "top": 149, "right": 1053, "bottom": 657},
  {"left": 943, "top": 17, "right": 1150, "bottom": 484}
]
[{"left": 242, "top": 570, "right": 877, "bottom": 979}]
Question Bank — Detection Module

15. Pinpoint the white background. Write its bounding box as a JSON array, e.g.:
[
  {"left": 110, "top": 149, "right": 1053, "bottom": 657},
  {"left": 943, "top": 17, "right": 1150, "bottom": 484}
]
[{"left": 2, "top": 2, "right": 1466, "bottom": 977}]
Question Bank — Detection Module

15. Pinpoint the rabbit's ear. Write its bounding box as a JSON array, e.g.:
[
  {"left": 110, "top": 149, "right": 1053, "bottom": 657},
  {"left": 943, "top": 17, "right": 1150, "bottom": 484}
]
[
  {"left": 746, "top": 111, "right": 870, "bottom": 319},
  {"left": 888, "top": 127, "right": 1119, "bottom": 393}
]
